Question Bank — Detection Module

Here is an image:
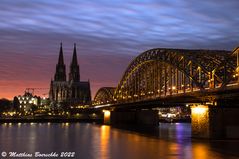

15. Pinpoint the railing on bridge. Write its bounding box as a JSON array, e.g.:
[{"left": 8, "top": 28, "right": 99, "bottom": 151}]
[{"left": 94, "top": 47, "right": 239, "bottom": 106}]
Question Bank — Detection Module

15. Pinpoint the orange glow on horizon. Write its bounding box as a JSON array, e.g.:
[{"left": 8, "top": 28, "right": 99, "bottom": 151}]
[
  {"left": 0, "top": 80, "right": 114, "bottom": 100},
  {"left": 0, "top": 80, "right": 49, "bottom": 100},
  {"left": 0, "top": 49, "right": 129, "bottom": 100}
]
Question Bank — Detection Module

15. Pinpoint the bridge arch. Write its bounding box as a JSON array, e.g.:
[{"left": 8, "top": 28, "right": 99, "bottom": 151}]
[
  {"left": 93, "top": 87, "right": 116, "bottom": 105},
  {"left": 114, "top": 48, "right": 236, "bottom": 103}
]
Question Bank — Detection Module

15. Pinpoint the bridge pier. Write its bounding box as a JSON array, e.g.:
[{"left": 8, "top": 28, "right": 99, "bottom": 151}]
[
  {"left": 191, "top": 104, "right": 239, "bottom": 139},
  {"left": 191, "top": 105, "right": 210, "bottom": 138},
  {"left": 103, "top": 110, "right": 111, "bottom": 125},
  {"left": 109, "top": 110, "right": 159, "bottom": 126}
]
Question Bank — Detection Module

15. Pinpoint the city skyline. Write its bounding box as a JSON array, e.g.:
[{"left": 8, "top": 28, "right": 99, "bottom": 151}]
[{"left": 0, "top": 0, "right": 239, "bottom": 99}]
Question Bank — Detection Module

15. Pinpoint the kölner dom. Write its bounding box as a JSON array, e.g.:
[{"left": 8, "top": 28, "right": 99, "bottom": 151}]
[{"left": 49, "top": 43, "right": 91, "bottom": 108}]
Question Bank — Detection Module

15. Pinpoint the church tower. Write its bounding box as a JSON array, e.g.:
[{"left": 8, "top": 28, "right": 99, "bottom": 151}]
[
  {"left": 49, "top": 43, "right": 91, "bottom": 107},
  {"left": 54, "top": 43, "right": 66, "bottom": 81},
  {"left": 49, "top": 43, "right": 68, "bottom": 104},
  {"left": 69, "top": 43, "right": 80, "bottom": 82}
]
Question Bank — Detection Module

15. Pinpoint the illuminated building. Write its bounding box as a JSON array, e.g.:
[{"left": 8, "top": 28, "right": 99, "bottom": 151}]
[
  {"left": 17, "top": 92, "right": 39, "bottom": 112},
  {"left": 49, "top": 43, "right": 91, "bottom": 107}
]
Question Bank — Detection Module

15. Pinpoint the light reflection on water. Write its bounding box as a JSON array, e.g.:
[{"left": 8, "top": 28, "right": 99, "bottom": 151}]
[{"left": 0, "top": 123, "right": 239, "bottom": 159}]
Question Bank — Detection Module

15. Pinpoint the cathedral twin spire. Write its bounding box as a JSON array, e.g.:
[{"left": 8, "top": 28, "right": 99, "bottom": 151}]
[
  {"left": 54, "top": 43, "right": 66, "bottom": 81},
  {"left": 69, "top": 43, "right": 80, "bottom": 82},
  {"left": 54, "top": 43, "right": 80, "bottom": 82},
  {"left": 58, "top": 43, "right": 64, "bottom": 66}
]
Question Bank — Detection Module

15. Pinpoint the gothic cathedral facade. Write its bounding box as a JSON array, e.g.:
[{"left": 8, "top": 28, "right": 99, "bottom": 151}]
[{"left": 49, "top": 43, "right": 91, "bottom": 106}]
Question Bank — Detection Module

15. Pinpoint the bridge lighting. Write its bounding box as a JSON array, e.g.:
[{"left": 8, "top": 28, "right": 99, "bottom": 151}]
[
  {"left": 191, "top": 105, "right": 209, "bottom": 137},
  {"left": 236, "top": 67, "right": 239, "bottom": 72},
  {"left": 233, "top": 73, "right": 238, "bottom": 78},
  {"left": 103, "top": 110, "right": 110, "bottom": 116},
  {"left": 103, "top": 110, "right": 111, "bottom": 124},
  {"left": 191, "top": 105, "right": 208, "bottom": 115}
]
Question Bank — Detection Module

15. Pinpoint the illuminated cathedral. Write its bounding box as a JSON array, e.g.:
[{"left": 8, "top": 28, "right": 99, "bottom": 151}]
[{"left": 49, "top": 43, "right": 91, "bottom": 106}]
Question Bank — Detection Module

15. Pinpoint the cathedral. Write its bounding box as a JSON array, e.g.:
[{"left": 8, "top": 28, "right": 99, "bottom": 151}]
[{"left": 49, "top": 43, "right": 91, "bottom": 106}]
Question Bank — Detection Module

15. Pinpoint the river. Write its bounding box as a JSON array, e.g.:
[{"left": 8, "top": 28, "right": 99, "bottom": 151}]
[{"left": 0, "top": 123, "right": 238, "bottom": 159}]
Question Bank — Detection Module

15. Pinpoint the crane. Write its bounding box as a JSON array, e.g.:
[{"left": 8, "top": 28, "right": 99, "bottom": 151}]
[{"left": 25, "top": 88, "right": 49, "bottom": 96}]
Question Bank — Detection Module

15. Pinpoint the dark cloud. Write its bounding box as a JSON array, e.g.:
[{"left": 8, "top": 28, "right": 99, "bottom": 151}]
[{"left": 0, "top": 0, "right": 238, "bottom": 98}]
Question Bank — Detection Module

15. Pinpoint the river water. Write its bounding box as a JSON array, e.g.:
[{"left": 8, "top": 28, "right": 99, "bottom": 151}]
[{"left": 0, "top": 123, "right": 238, "bottom": 159}]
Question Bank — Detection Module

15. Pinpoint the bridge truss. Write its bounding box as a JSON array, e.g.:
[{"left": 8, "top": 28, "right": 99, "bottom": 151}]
[
  {"left": 113, "top": 48, "right": 237, "bottom": 103},
  {"left": 93, "top": 87, "right": 115, "bottom": 105}
]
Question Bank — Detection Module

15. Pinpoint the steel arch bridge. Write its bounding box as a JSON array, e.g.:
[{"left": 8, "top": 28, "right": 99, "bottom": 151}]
[
  {"left": 112, "top": 48, "right": 238, "bottom": 103},
  {"left": 93, "top": 87, "right": 115, "bottom": 105}
]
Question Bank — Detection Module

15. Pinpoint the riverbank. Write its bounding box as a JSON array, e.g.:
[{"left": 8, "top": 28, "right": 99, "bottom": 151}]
[
  {"left": 0, "top": 117, "right": 190, "bottom": 124},
  {"left": 0, "top": 117, "right": 103, "bottom": 123}
]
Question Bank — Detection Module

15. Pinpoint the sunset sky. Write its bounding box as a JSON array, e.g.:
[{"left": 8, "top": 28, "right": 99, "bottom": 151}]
[{"left": 0, "top": 0, "right": 239, "bottom": 99}]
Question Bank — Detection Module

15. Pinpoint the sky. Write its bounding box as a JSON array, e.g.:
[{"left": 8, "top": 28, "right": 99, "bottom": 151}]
[{"left": 0, "top": 0, "right": 238, "bottom": 99}]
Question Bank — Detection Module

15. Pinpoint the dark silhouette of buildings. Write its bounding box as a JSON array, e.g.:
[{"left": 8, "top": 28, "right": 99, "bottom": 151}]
[{"left": 49, "top": 43, "right": 91, "bottom": 106}]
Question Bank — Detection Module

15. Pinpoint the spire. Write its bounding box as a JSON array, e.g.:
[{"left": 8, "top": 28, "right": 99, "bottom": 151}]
[
  {"left": 69, "top": 43, "right": 80, "bottom": 82},
  {"left": 71, "top": 43, "right": 78, "bottom": 65},
  {"left": 54, "top": 43, "right": 66, "bottom": 81},
  {"left": 58, "top": 43, "right": 64, "bottom": 65}
]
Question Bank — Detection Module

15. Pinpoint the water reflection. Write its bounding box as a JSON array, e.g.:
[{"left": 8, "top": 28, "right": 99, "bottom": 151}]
[
  {"left": 0, "top": 123, "right": 238, "bottom": 159},
  {"left": 100, "top": 125, "right": 110, "bottom": 159}
]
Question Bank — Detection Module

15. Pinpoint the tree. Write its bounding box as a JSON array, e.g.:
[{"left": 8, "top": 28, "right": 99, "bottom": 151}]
[
  {"left": 0, "top": 98, "right": 11, "bottom": 113},
  {"left": 13, "top": 96, "right": 20, "bottom": 111}
]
